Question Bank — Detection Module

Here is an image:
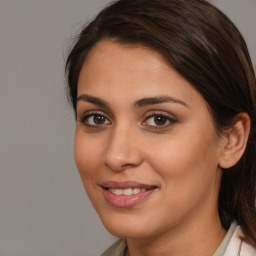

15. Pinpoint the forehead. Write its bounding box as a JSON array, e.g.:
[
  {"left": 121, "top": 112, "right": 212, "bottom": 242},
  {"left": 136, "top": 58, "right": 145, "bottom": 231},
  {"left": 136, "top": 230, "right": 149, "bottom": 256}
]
[
  {"left": 80, "top": 39, "right": 170, "bottom": 80},
  {"left": 77, "top": 40, "right": 206, "bottom": 110}
]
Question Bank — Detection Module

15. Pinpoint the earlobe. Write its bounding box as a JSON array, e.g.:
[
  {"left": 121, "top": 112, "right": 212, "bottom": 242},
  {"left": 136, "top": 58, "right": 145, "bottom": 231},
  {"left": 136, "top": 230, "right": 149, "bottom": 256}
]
[{"left": 218, "top": 113, "right": 251, "bottom": 169}]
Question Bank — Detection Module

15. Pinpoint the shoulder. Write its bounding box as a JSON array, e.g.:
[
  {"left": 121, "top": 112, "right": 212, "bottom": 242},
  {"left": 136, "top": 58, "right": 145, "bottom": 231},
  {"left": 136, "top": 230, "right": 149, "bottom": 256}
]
[
  {"left": 224, "top": 226, "right": 256, "bottom": 256},
  {"left": 99, "top": 239, "right": 127, "bottom": 256}
]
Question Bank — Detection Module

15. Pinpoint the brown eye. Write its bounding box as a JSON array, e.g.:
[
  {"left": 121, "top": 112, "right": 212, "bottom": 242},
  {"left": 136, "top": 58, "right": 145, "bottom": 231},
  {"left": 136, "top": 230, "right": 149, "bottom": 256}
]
[
  {"left": 80, "top": 113, "right": 111, "bottom": 127},
  {"left": 154, "top": 116, "right": 168, "bottom": 126},
  {"left": 93, "top": 114, "right": 106, "bottom": 124},
  {"left": 143, "top": 113, "right": 176, "bottom": 128}
]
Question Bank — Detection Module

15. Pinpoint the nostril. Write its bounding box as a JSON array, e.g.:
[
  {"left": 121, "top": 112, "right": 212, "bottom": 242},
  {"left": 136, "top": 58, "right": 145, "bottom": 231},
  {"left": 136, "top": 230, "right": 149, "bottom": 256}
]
[{"left": 103, "top": 148, "right": 143, "bottom": 172}]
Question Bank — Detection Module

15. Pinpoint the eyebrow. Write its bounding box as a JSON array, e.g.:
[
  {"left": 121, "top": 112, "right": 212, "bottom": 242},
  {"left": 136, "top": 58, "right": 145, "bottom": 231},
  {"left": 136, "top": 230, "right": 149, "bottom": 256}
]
[
  {"left": 76, "top": 94, "right": 109, "bottom": 108},
  {"left": 133, "top": 96, "right": 188, "bottom": 108},
  {"left": 76, "top": 94, "right": 188, "bottom": 108}
]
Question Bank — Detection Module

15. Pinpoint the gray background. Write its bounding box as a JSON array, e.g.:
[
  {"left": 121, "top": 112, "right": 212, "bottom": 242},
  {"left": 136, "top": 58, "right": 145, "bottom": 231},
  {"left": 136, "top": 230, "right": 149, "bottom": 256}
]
[{"left": 0, "top": 0, "right": 255, "bottom": 255}]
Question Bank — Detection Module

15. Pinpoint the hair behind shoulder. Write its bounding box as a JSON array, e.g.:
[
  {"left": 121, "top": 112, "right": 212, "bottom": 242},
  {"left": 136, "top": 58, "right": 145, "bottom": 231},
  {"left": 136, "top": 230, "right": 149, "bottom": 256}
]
[{"left": 66, "top": 0, "right": 256, "bottom": 245}]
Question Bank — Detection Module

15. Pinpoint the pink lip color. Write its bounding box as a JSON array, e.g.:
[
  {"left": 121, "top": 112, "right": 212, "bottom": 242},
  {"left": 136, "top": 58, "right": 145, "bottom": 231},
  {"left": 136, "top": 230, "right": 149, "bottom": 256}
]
[{"left": 101, "top": 181, "right": 156, "bottom": 208}]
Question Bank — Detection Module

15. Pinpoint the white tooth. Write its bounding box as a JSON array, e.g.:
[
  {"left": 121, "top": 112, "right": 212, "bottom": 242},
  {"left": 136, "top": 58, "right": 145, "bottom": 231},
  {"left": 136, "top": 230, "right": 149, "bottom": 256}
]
[
  {"left": 123, "top": 188, "right": 133, "bottom": 196},
  {"left": 114, "top": 189, "right": 123, "bottom": 195},
  {"left": 132, "top": 188, "right": 140, "bottom": 194},
  {"left": 109, "top": 187, "right": 147, "bottom": 195}
]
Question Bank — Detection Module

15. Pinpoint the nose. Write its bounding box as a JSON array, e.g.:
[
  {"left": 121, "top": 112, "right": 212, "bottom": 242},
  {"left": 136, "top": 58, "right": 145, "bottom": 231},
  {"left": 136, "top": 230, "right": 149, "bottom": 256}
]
[{"left": 102, "top": 126, "right": 143, "bottom": 171}]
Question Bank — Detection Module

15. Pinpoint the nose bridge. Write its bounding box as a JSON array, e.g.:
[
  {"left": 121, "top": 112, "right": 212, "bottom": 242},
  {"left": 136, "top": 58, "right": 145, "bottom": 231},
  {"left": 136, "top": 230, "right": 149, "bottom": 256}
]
[{"left": 103, "top": 122, "right": 143, "bottom": 171}]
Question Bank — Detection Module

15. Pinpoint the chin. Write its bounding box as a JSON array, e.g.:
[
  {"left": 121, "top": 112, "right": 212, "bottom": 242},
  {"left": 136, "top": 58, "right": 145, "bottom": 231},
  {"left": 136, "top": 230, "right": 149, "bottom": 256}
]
[
  {"left": 105, "top": 226, "right": 149, "bottom": 239},
  {"left": 100, "top": 213, "right": 152, "bottom": 239}
]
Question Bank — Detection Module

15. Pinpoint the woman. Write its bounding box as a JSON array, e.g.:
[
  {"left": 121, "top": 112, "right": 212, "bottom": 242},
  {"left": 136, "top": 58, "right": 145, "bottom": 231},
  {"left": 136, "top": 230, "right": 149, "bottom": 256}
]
[{"left": 65, "top": 0, "right": 256, "bottom": 255}]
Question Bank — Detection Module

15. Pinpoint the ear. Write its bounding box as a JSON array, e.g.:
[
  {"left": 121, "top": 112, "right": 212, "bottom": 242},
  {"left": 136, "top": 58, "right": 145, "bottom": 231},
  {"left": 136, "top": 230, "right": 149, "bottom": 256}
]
[{"left": 218, "top": 113, "right": 251, "bottom": 169}]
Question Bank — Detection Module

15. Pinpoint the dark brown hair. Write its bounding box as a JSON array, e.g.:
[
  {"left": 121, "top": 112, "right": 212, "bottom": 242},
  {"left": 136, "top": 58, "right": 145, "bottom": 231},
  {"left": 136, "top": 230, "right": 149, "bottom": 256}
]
[{"left": 66, "top": 0, "right": 256, "bottom": 245}]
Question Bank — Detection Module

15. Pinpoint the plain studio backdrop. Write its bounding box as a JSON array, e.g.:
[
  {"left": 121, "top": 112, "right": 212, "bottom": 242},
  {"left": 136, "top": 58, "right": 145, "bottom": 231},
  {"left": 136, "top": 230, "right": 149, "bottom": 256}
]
[{"left": 0, "top": 0, "right": 255, "bottom": 255}]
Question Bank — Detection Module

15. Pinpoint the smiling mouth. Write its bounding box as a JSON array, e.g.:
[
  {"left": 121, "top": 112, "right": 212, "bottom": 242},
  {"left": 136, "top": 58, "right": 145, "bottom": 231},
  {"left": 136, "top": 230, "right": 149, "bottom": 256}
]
[
  {"left": 101, "top": 185, "right": 157, "bottom": 207},
  {"left": 107, "top": 187, "right": 148, "bottom": 196},
  {"left": 101, "top": 181, "right": 157, "bottom": 207}
]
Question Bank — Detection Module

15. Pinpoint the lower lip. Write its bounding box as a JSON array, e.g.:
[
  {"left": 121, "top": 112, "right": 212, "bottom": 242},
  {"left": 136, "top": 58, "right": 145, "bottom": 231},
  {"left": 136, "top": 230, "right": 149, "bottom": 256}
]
[{"left": 103, "top": 188, "right": 155, "bottom": 208}]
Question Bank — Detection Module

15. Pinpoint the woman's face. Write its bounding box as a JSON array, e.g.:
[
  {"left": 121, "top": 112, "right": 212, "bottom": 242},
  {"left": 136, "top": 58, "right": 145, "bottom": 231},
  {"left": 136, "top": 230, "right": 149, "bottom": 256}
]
[{"left": 75, "top": 40, "right": 226, "bottom": 239}]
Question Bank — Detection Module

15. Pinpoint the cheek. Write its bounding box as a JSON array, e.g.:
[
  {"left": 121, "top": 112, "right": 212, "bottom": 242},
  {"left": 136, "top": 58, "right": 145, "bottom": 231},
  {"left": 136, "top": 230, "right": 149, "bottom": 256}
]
[
  {"left": 74, "top": 131, "right": 101, "bottom": 179},
  {"left": 74, "top": 131, "right": 105, "bottom": 208},
  {"left": 145, "top": 133, "right": 221, "bottom": 221},
  {"left": 146, "top": 129, "right": 220, "bottom": 189}
]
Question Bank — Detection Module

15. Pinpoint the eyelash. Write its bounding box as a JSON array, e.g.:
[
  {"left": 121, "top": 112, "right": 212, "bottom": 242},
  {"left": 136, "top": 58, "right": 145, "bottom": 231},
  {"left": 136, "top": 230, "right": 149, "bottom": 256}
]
[
  {"left": 142, "top": 111, "right": 177, "bottom": 129},
  {"left": 78, "top": 111, "right": 111, "bottom": 128},
  {"left": 78, "top": 111, "right": 177, "bottom": 130}
]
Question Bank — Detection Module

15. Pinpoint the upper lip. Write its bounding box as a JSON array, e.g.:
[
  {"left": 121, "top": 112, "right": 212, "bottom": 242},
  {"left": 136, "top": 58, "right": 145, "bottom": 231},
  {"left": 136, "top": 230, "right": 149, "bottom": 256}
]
[{"left": 101, "top": 180, "right": 157, "bottom": 189}]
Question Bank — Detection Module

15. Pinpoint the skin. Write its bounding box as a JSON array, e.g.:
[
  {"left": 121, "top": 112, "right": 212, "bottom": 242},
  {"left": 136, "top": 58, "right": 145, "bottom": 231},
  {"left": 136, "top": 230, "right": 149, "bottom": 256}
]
[{"left": 75, "top": 40, "right": 228, "bottom": 256}]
